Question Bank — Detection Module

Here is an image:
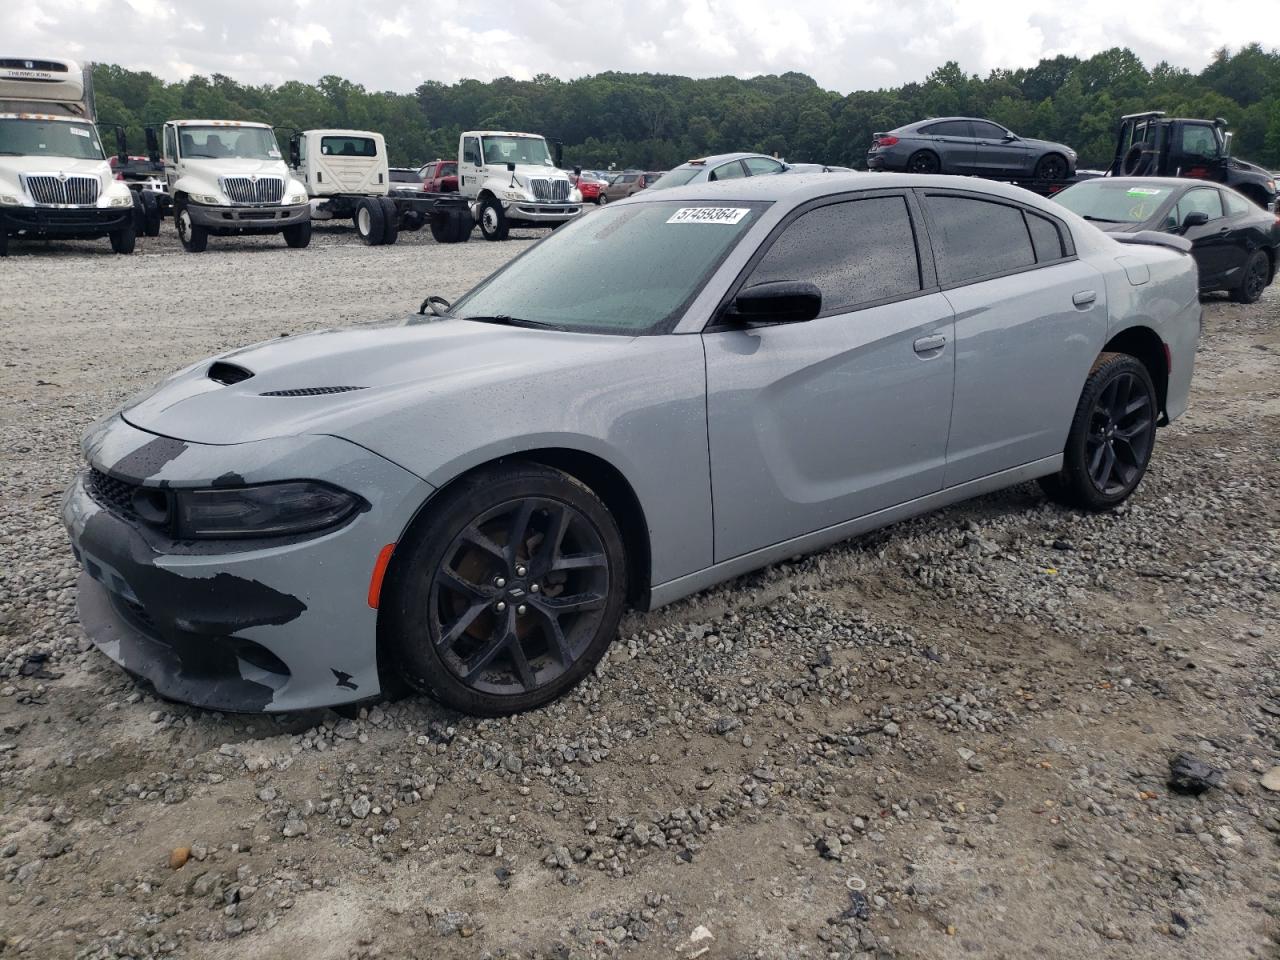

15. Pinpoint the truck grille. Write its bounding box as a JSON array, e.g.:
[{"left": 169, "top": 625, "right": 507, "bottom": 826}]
[
  {"left": 529, "top": 178, "right": 571, "bottom": 202},
  {"left": 23, "top": 174, "right": 100, "bottom": 206},
  {"left": 220, "top": 176, "right": 284, "bottom": 205}
]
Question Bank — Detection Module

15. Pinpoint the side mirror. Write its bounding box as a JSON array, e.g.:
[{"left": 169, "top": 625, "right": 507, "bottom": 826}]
[
  {"left": 1002, "top": 134, "right": 1017, "bottom": 142},
  {"left": 726, "top": 281, "right": 822, "bottom": 325},
  {"left": 573, "top": 165, "right": 582, "bottom": 176},
  {"left": 506, "top": 161, "right": 516, "bottom": 172},
  {"left": 288, "top": 135, "right": 300, "bottom": 169},
  {"left": 145, "top": 127, "right": 159, "bottom": 163},
  {"left": 1222, "top": 131, "right": 1233, "bottom": 157},
  {"left": 114, "top": 126, "right": 128, "bottom": 166},
  {"left": 1180, "top": 210, "right": 1209, "bottom": 233}
]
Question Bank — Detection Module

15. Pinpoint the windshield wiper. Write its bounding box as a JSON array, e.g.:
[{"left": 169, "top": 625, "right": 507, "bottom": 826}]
[
  {"left": 461, "top": 314, "right": 567, "bottom": 331},
  {"left": 1082, "top": 215, "right": 1122, "bottom": 223}
]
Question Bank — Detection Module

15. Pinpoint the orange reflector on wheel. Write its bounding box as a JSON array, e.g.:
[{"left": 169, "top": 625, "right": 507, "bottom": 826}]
[{"left": 367, "top": 543, "right": 396, "bottom": 609}]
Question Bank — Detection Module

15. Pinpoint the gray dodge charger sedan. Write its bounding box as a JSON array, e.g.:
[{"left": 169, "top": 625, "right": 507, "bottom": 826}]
[{"left": 64, "top": 173, "right": 1199, "bottom": 716}]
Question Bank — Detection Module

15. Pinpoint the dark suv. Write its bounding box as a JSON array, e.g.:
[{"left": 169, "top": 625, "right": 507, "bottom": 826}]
[{"left": 867, "top": 118, "right": 1078, "bottom": 181}]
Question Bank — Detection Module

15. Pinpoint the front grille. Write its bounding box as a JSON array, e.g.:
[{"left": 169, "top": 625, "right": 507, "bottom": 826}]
[
  {"left": 259, "top": 386, "right": 366, "bottom": 397},
  {"left": 220, "top": 176, "right": 284, "bottom": 205},
  {"left": 86, "top": 468, "right": 139, "bottom": 521},
  {"left": 24, "top": 174, "right": 100, "bottom": 206},
  {"left": 529, "top": 178, "right": 571, "bottom": 202},
  {"left": 0, "top": 59, "right": 69, "bottom": 73}
]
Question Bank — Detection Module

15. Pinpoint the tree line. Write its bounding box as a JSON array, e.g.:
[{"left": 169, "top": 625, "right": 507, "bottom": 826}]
[{"left": 91, "top": 44, "right": 1280, "bottom": 172}]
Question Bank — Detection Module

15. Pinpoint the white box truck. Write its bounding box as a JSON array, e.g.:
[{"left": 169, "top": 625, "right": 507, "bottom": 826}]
[
  {"left": 0, "top": 56, "right": 139, "bottom": 256},
  {"left": 286, "top": 128, "right": 472, "bottom": 245},
  {"left": 144, "top": 119, "right": 311, "bottom": 252}
]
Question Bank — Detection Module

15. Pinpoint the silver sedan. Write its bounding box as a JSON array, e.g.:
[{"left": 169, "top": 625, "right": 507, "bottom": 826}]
[{"left": 63, "top": 173, "right": 1200, "bottom": 716}]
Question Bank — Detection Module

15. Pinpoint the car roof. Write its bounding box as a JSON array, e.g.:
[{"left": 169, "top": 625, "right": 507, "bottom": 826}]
[
  {"left": 677, "top": 152, "right": 777, "bottom": 168},
  {"left": 623, "top": 170, "right": 1078, "bottom": 209}
]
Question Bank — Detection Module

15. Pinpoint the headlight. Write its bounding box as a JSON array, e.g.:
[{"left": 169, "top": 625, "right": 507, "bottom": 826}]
[
  {"left": 500, "top": 189, "right": 523, "bottom": 201},
  {"left": 288, "top": 193, "right": 306, "bottom": 204},
  {"left": 109, "top": 194, "right": 132, "bottom": 207},
  {"left": 173, "top": 481, "right": 363, "bottom": 539},
  {"left": 0, "top": 195, "right": 19, "bottom": 205},
  {"left": 192, "top": 194, "right": 221, "bottom": 205}
]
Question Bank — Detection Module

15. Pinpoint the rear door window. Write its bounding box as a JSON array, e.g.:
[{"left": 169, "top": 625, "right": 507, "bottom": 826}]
[
  {"left": 923, "top": 194, "right": 1036, "bottom": 284},
  {"left": 927, "top": 120, "right": 973, "bottom": 138},
  {"left": 743, "top": 157, "right": 784, "bottom": 176},
  {"left": 710, "top": 160, "right": 747, "bottom": 181},
  {"left": 1222, "top": 190, "right": 1251, "bottom": 216},
  {"left": 745, "top": 194, "right": 922, "bottom": 314},
  {"left": 970, "top": 121, "right": 1007, "bottom": 140}
]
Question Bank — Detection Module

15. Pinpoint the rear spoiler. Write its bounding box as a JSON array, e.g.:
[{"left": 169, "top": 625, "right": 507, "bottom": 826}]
[{"left": 1112, "top": 231, "right": 1192, "bottom": 254}]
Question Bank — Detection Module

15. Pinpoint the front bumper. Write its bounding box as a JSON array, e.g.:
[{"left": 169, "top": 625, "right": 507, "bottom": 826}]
[
  {"left": 503, "top": 200, "right": 582, "bottom": 223},
  {"left": 1, "top": 204, "right": 133, "bottom": 237},
  {"left": 63, "top": 414, "right": 433, "bottom": 713},
  {"left": 187, "top": 201, "right": 310, "bottom": 230}
]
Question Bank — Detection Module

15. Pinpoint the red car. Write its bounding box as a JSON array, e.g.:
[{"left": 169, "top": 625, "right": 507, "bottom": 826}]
[
  {"left": 571, "top": 173, "right": 605, "bottom": 204},
  {"left": 418, "top": 159, "right": 459, "bottom": 193}
]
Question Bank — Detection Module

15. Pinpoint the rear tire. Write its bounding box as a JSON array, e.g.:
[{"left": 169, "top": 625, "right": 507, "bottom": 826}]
[
  {"left": 175, "top": 200, "right": 207, "bottom": 253},
  {"left": 0, "top": 229, "right": 9, "bottom": 257},
  {"left": 429, "top": 209, "right": 473, "bottom": 243},
  {"left": 141, "top": 190, "right": 161, "bottom": 237},
  {"left": 109, "top": 221, "right": 136, "bottom": 254},
  {"left": 907, "top": 150, "right": 941, "bottom": 174},
  {"left": 1231, "top": 250, "right": 1270, "bottom": 304},
  {"left": 355, "top": 198, "right": 385, "bottom": 245},
  {"left": 478, "top": 198, "right": 509, "bottom": 241},
  {"left": 379, "top": 197, "right": 400, "bottom": 245},
  {"left": 1040, "top": 353, "right": 1158, "bottom": 511},
  {"left": 1121, "top": 143, "right": 1153, "bottom": 177},
  {"left": 382, "top": 462, "right": 627, "bottom": 716},
  {"left": 283, "top": 220, "right": 312, "bottom": 248}
]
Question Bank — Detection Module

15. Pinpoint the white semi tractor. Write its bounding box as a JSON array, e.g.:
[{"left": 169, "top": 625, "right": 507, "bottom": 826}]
[
  {"left": 458, "top": 130, "right": 583, "bottom": 240},
  {"left": 145, "top": 119, "right": 311, "bottom": 252},
  {"left": 0, "top": 56, "right": 139, "bottom": 256},
  {"left": 287, "top": 128, "right": 473, "bottom": 244}
]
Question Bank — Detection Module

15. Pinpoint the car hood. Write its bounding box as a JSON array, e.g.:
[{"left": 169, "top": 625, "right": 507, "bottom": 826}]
[
  {"left": 120, "top": 319, "right": 635, "bottom": 447},
  {"left": 1014, "top": 136, "right": 1071, "bottom": 154}
]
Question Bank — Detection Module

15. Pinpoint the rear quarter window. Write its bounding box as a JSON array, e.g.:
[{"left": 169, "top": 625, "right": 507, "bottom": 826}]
[
  {"left": 923, "top": 195, "right": 1036, "bottom": 285},
  {"left": 1025, "top": 211, "right": 1066, "bottom": 262}
]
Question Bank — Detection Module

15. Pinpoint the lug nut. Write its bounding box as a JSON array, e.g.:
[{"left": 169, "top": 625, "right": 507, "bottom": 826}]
[
  {"left": 515, "top": 564, "right": 527, "bottom": 577},
  {"left": 530, "top": 583, "right": 540, "bottom": 593},
  {"left": 516, "top": 604, "right": 528, "bottom": 616},
  {"left": 495, "top": 600, "right": 507, "bottom": 613},
  {"left": 494, "top": 576, "right": 507, "bottom": 588}
]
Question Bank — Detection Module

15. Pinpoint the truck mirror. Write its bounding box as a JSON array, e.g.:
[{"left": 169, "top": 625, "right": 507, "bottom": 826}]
[
  {"left": 553, "top": 142, "right": 564, "bottom": 168},
  {"left": 115, "top": 126, "right": 128, "bottom": 166},
  {"left": 288, "top": 135, "right": 300, "bottom": 169},
  {"left": 1222, "top": 131, "right": 1233, "bottom": 157},
  {"left": 573, "top": 165, "right": 582, "bottom": 176},
  {"left": 145, "top": 127, "right": 160, "bottom": 163},
  {"left": 506, "top": 161, "right": 516, "bottom": 172}
]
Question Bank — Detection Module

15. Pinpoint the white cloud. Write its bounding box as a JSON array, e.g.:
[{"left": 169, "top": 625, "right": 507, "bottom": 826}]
[{"left": 0, "top": 0, "right": 1273, "bottom": 93}]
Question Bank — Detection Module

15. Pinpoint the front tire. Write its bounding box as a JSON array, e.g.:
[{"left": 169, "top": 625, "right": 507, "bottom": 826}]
[
  {"left": 109, "top": 221, "right": 136, "bottom": 254},
  {"left": 1040, "top": 353, "right": 1158, "bottom": 511},
  {"left": 382, "top": 462, "right": 627, "bottom": 716},
  {"left": 478, "top": 198, "right": 509, "bottom": 241},
  {"left": 355, "top": 198, "right": 385, "bottom": 245},
  {"left": 175, "top": 200, "right": 207, "bottom": 253},
  {"left": 1034, "top": 153, "right": 1068, "bottom": 181},
  {"left": 283, "top": 220, "right": 312, "bottom": 248},
  {"left": 1231, "top": 250, "right": 1270, "bottom": 304}
]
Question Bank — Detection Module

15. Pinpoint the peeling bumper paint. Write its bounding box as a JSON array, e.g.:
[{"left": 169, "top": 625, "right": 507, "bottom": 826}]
[{"left": 63, "top": 415, "right": 435, "bottom": 713}]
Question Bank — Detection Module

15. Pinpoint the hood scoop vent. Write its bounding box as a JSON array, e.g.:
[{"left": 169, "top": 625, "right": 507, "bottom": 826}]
[
  {"left": 258, "top": 385, "right": 367, "bottom": 397},
  {"left": 208, "top": 361, "right": 254, "bottom": 385}
]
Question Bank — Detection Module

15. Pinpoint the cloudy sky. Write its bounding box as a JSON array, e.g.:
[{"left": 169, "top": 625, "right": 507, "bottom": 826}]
[{"left": 3, "top": 0, "right": 1273, "bottom": 92}]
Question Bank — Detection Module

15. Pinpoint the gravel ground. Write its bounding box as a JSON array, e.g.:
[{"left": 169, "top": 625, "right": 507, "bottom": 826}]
[{"left": 0, "top": 220, "right": 1277, "bottom": 960}]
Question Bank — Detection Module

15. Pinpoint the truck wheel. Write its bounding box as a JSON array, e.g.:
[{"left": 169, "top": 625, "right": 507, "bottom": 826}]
[
  {"left": 0, "top": 229, "right": 8, "bottom": 257},
  {"left": 131, "top": 192, "right": 146, "bottom": 234},
  {"left": 478, "top": 198, "right": 509, "bottom": 241},
  {"left": 430, "top": 210, "right": 473, "bottom": 243},
  {"left": 355, "top": 198, "right": 385, "bottom": 245},
  {"left": 141, "top": 191, "right": 161, "bottom": 237},
  {"left": 283, "top": 220, "right": 312, "bottom": 249},
  {"left": 110, "top": 221, "right": 137, "bottom": 254},
  {"left": 379, "top": 197, "right": 400, "bottom": 245},
  {"left": 175, "top": 200, "right": 208, "bottom": 253}
]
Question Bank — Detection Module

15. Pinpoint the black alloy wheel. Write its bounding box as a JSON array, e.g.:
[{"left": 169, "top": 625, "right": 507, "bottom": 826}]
[
  {"left": 384, "top": 462, "right": 626, "bottom": 715},
  {"left": 907, "top": 150, "right": 941, "bottom": 174},
  {"left": 1232, "top": 251, "right": 1270, "bottom": 304},
  {"left": 1035, "top": 154, "right": 1068, "bottom": 181},
  {"left": 1040, "top": 353, "right": 1157, "bottom": 510}
]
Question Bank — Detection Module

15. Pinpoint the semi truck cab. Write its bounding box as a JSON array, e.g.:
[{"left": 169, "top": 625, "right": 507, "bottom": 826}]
[{"left": 457, "top": 130, "right": 582, "bottom": 240}]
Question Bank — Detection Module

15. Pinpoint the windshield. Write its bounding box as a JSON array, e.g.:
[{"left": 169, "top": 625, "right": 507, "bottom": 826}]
[
  {"left": 648, "top": 167, "right": 702, "bottom": 190},
  {"left": 1055, "top": 180, "right": 1173, "bottom": 224},
  {"left": 482, "top": 135, "right": 552, "bottom": 166},
  {"left": 179, "top": 126, "right": 280, "bottom": 161},
  {"left": 452, "top": 200, "right": 767, "bottom": 335},
  {"left": 0, "top": 118, "right": 105, "bottom": 160}
]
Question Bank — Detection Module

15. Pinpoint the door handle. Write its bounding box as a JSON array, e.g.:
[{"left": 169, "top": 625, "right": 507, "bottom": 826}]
[
  {"left": 913, "top": 334, "right": 946, "bottom": 354},
  {"left": 1072, "top": 290, "right": 1097, "bottom": 306}
]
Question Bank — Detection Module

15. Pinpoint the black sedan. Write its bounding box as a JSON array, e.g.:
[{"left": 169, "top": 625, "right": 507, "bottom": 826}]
[
  {"left": 1055, "top": 177, "right": 1279, "bottom": 303},
  {"left": 866, "top": 117, "right": 1077, "bottom": 180}
]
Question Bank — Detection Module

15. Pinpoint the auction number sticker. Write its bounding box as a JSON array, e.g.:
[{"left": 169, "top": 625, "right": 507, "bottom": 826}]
[
  {"left": 1125, "top": 187, "right": 1163, "bottom": 196},
  {"left": 69, "top": 126, "right": 90, "bottom": 138},
  {"left": 667, "top": 207, "right": 750, "bottom": 225}
]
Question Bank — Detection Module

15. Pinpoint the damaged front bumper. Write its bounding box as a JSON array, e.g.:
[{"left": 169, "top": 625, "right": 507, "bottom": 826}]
[{"left": 62, "top": 414, "right": 433, "bottom": 713}]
